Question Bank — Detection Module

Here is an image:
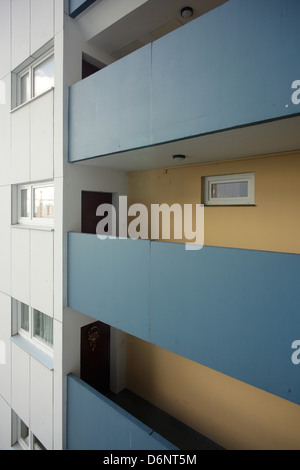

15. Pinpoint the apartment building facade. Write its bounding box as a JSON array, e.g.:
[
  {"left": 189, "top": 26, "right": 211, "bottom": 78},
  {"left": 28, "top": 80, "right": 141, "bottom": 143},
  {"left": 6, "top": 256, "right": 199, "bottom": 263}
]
[{"left": 0, "top": 0, "right": 300, "bottom": 451}]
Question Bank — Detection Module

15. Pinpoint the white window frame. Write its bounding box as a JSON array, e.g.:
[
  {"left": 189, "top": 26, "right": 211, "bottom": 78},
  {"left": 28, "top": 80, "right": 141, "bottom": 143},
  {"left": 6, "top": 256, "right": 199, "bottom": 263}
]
[
  {"left": 12, "top": 414, "right": 46, "bottom": 450},
  {"left": 16, "top": 50, "right": 54, "bottom": 107},
  {"left": 204, "top": 173, "right": 255, "bottom": 206},
  {"left": 17, "top": 181, "right": 54, "bottom": 227},
  {"left": 17, "top": 301, "right": 54, "bottom": 356}
]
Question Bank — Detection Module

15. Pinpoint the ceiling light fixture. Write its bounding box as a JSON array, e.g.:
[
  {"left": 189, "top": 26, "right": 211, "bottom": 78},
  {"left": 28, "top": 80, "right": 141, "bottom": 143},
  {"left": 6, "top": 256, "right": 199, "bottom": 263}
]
[
  {"left": 173, "top": 154, "right": 186, "bottom": 161},
  {"left": 181, "top": 7, "right": 193, "bottom": 18}
]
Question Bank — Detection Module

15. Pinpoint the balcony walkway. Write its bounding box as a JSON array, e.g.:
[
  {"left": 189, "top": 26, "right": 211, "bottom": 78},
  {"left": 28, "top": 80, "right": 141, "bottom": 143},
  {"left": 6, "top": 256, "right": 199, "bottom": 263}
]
[{"left": 108, "top": 388, "right": 223, "bottom": 451}]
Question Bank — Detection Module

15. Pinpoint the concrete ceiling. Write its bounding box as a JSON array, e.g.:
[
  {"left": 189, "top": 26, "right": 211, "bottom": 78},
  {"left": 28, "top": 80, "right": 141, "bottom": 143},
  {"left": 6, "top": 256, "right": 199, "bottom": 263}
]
[
  {"left": 77, "top": 0, "right": 229, "bottom": 60},
  {"left": 77, "top": 116, "right": 300, "bottom": 172}
]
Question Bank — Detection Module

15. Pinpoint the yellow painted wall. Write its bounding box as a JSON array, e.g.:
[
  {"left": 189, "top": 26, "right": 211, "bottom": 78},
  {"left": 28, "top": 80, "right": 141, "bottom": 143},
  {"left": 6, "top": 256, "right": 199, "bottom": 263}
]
[
  {"left": 126, "top": 151, "right": 300, "bottom": 450},
  {"left": 126, "top": 335, "right": 300, "bottom": 450},
  {"left": 128, "top": 151, "right": 300, "bottom": 254}
]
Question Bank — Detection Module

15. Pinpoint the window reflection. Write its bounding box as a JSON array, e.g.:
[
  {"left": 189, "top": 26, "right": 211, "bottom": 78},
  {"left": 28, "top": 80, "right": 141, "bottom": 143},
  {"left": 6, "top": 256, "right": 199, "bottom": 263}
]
[
  {"left": 33, "top": 55, "right": 54, "bottom": 97},
  {"left": 33, "top": 186, "right": 54, "bottom": 219}
]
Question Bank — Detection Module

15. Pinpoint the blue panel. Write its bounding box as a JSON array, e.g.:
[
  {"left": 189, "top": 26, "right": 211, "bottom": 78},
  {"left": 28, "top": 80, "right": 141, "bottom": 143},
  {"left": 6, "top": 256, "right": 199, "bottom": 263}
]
[
  {"left": 67, "top": 374, "right": 178, "bottom": 450},
  {"left": 68, "top": 0, "right": 300, "bottom": 162},
  {"left": 68, "top": 235, "right": 300, "bottom": 404},
  {"left": 150, "top": 243, "right": 300, "bottom": 404},
  {"left": 151, "top": 0, "right": 300, "bottom": 143},
  {"left": 69, "top": 0, "right": 97, "bottom": 18},
  {"left": 69, "top": 45, "right": 152, "bottom": 162},
  {"left": 68, "top": 233, "right": 150, "bottom": 341}
]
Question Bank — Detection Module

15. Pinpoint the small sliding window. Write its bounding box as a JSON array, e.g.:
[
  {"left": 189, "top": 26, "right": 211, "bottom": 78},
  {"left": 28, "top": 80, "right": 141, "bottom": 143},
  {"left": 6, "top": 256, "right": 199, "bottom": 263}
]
[
  {"left": 204, "top": 173, "right": 255, "bottom": 205},
  {"left": 17, "top": 182, "right": 54, "bottom": 226}
]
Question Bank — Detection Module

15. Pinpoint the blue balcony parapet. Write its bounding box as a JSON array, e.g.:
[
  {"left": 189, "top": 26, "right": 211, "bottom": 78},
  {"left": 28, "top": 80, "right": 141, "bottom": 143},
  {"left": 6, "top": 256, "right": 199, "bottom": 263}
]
[
  {"left": 68, "top": 233, "right": 300, "bottom": 405},
  {"left": 68, "top": 0, "right": 300, "bottom": 162},
  {"left": 67, "top": 374, "right": 178, "bottom": 450},
  {"left": 69, "top": 0, "right": 97, "bottom": 18}
]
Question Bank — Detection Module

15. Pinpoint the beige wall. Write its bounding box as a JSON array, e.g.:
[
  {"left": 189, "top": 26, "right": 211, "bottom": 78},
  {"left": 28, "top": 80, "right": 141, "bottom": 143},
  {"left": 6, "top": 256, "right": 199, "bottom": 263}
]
[
  {"left": 126, "top": 335, "right": 300, "bottom": 450},
  {"left": 126, "top": 151, "right": 300, "bottom": 450},
  {"left": 128, "top": 151, "right": 300, "bottom": 254}
]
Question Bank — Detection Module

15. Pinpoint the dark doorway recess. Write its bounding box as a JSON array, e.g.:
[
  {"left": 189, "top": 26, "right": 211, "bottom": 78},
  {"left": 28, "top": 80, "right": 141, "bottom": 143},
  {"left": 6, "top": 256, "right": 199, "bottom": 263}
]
[
  {"left": 80, "top": 320, "right": 111, "bottom": 395},
  {"left": 81, "top": 190, "right": 113, "bottom": 235}
]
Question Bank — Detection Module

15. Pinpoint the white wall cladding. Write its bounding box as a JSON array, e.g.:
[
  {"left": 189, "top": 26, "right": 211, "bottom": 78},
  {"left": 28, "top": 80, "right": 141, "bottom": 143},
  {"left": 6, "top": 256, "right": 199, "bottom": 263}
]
[
  {"left": 0, "top": 75, "right": 11, "bottom": 187},
  {"left": 0, "top": 396, "right": 11, "bottom": 450},
  {"left": 11, "top": 228, "right": 54, "bottom": 317},
  {"left": 30, "top": 91, "right": 54, "bottom": 181},
  {"left": 11, "top": 343, "right": 54, "bottom": 450},
  {"left": 0, "top": 293, "right": 11, "bottom": 405},
  {"left": 11, "top": 0, "right": 31, "bottom": 70},
  {"left": 11, "top": 90, "right": 54, "bottom": 183},
  {"left": 11, "top": 342, "right": 30, "bottom": 426},
  {"left": 11, "top": 229, "right": 30, "bottom": 306},
  {"left": 0, "top": 0, "right": 10, "bottom": 79},
  {"left": 0, "top": 0, "right": 64, "bottom": 450},
  {"left": 0, "top": 186, "right": 11, "bottom": 296},
  {"left": 11, "top": 105, "right": 30, "bottom": 184},
  {"left": 30, "top": 230, "right": 54, "bottom": 317},
  {"left": 30, "top": 0, "right": 54, "bottom": 54},
  {"left": 11, "top": 0, "right": 55, "bottom": 70},
  {"left": 30, "top": 357, "right": 53, "bottom": 450}
]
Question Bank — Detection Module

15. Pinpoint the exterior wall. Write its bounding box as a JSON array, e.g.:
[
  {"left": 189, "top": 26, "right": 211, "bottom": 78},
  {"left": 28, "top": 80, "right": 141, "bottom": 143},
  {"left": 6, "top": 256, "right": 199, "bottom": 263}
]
[
  {"left": 128, "top": 151, "right": 300, "bottom": 254},
  {"left": 125, "top": 151, "right": 300, "bottom": 450},
  {"left": 0, "top": 0, "right": 64, "bottom": 450},
  {"left": 126, "top": 336, "right": 300, "bottom": 450}
]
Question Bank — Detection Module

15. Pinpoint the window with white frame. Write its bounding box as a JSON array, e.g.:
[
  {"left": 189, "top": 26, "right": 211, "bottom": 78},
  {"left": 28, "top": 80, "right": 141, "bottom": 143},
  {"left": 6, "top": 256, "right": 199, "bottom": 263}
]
[
  {"left": 17, "top": 181, "right": 54, "bottom": 226},
  {"left": 12, "top": 414, "right": 46, "bottom": 450},
  {"left": 17, "top": 301, "right": 53, "bottom": 355},
  {"left": 204, "top": 173, "right": 255, "bottom": 205},
  {"left": 16, "top": 51, "right": 54, "bottom": 107}
]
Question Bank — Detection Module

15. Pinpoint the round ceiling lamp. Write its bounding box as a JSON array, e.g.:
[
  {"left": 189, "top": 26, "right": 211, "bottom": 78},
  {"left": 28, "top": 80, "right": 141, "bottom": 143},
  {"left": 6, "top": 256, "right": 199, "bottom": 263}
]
[{"left": 181, "top": 7, "right": 194, "bottom": 18}]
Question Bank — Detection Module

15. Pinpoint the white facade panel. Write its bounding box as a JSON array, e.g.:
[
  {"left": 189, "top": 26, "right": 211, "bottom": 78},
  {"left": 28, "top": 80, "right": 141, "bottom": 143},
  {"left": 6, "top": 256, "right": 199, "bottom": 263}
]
[
  {"left": 0, "top": 293, "right": 12, "bottom": 405},
  {"left": 11, "top": 0, "right": 30, "bottom": 70},
  {"left": 0, "top": 75, "right": 11, "bottom": 187},
  {"left": 0, "top": 396, "right": 11, "bottom": 450},
  {"left": 0, "top": 186, "right": 11, "bottom": 296},
  {"left": 30, "top": 91, "right": 54, "bottom": 181},
  {"left": 54, "top": 177, "right": 63, "bottom": 321},
  {"left": 0, "top": 0, "right": 10, "bottom": 79},
  {"left": 11, "top": 228, "right": 30, "bottom": 305},
  {"left": 30, "top": 0, "right": 54, "bottom": 54},
  {"left": 53, "top": 318, "right": 63, "bottom": 449},
  {"left": 11, "top": 343, "right": 30, "bottom": 426},
  {"left": 11, "top": 106, "right": 30, "bottom": 184},
  {"left": 54, "top": 0, "right": 64, "bottom": 35},
  {"left": 30, "top": 358, "right": 53, "bottom": 450},
  {"left": 30, "top": 230, "right": 54, "bottom": 317}
]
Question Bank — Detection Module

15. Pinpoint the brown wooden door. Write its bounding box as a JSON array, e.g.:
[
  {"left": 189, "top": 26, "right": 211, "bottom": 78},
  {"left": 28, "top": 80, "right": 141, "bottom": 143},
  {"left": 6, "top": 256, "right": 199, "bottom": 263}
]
[
  {"left": 80, "top": 321, "right": 110, "bottom": 395},
  {"left": 81, "top": 191, "right": 113, "bottom": 235}
]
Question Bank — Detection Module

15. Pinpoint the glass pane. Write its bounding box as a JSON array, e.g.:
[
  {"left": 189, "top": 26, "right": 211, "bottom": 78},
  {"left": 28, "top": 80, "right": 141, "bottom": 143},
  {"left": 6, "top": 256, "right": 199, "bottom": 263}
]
[
  {"left": 33, "top": 186, "right": 54, "bottom": 219},
  {"left": 33, "top": 55, "right": 54, "bottom": 97},
  {"left": 33, "top": 436, "right": 46, "bottom": 450},
  {"left": 211, "top": 181, "right": 248, "bottom": 199},
  {"left": 20, "top": 303, "right": 29, "bottom": 332},
  {"left": 33, "top": 309, "right": 53, "bottom": 347},
  {"left": 20, "top": 72, "right": 30, "bottom": 104},
  {"left": 20, "top": 188, "right": 30, "bottom": 218},
  {"left": 19, "top": 419, "right": 30, "bottom": 448},
  {"left": 20, "top": 420, "right": 29, "bottom": 441}
]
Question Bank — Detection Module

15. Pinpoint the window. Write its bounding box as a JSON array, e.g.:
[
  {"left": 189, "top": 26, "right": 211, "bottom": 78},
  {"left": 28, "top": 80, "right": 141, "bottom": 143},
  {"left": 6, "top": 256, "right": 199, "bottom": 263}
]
[
  {"left": 13, "top": 414, "right": 46, "bottom": 450},
  {"left": 17, "top": 182, "right": 54, "bottom": 226},
  {"left": 16, "top": 52, "right": 54, "bottom": 107},
  {"left": 204, "top": 173, "right": 255, "bottom": 205},
  {"left": 17, "top": 301, "right": 53, "bottom": 354}
]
